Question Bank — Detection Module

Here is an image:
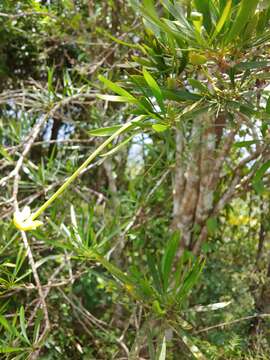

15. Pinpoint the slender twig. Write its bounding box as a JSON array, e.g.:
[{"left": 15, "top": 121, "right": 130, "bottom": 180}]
[
  {"left": 20, "top": 231, "right": 50, "bottom": 332},
  {"left": 194, "top": 314, "right": 270, "bottom": 334}
]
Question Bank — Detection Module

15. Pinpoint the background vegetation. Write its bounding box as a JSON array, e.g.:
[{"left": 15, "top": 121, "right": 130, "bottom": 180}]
[{"left": 0, "top": 0, "right": 270, "bottom": 359}]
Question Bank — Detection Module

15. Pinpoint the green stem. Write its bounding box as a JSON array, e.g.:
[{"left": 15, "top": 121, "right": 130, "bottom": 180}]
[{"left": 31, "top": 121, "right": 133, "bottom": 221}]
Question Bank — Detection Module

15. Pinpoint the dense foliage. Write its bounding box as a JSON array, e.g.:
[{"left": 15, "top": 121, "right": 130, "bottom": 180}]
[{"left": 0, "top": 0, "right": 270, "bottom": 359}]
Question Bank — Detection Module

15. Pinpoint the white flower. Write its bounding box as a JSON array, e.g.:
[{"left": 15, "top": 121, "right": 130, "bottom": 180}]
[{"left": 13, "top": 206, "right": 43, "bottom": 231}]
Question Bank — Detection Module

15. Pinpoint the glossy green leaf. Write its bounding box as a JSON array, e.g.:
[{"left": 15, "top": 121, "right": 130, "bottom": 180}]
[
  {"left": 211, "top": 0, "right": 232, "bottom": 40},
  {"left": 143, "top": 68, "right": 165, "bottom": 112},
  {"left": 98, "top": 75, "right": 137, "bottom": 102}
]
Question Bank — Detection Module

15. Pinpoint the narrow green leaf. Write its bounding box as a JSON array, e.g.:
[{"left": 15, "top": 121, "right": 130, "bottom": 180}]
[
  {"left": 98, "top": 75, "right": 137, "bottom": 102},
  {"left": 89, "top": 125, "right": 123, "bottom": 137},
  {"left": 226, "top": 0, "right": 260, "bottom": 43},
  {"left": 235, "top": 60, "right": 269, "bottom": 71},
  {"left": 188, "top": 78, "right": 209, "bottom": 94},
  {"left": 0, "top": 315, "right": 17, "bottom": 336},
  {"left": 97, "top": 94, "right": 130, "bottom": 102},
  {"left": 19, "top": 307, "right": 30, "bottom": 345},
  {"left": 33, "top": 309, "right": 43, "bottom": 343},
  {"left": 162, "top": 88, "right": 201, "bottom": 102},
  {"left": 161, "top": 233, "right": 180, "bottom": 291},
  {"left": 147, "top": 252, "right": 163, "bottom": 294},
  {"left": 158, "top": 336, "right": 166, "bottom": 360},
  {"left": 211, "top": 0, "right": 232, "bottom": 40},
  {"left": 252, "top": 160, "right": 270, "bottom": 194},
  {"left": 177, "top": 258, "right": 205, "bottom": 303},
  {"left": 143, "top": 68, "right": 165, "bottom": 112},
  {"left": 233, "top": 140, "right": 258, "bottom": 148},
  {"left": 129, "top": 265, "right": 155, "bottom": 299},
  {"left": 0, "top": 347, "right": 25, "bottom": 353},
  {"left": 194, "top": 0, "right": 212, "bottom": 33},
  {"left": 139, "top": 3, "right": 187, "bottom": 46},
  {"left": 142, "top": 0, "right": 157, "bottom": 18}
]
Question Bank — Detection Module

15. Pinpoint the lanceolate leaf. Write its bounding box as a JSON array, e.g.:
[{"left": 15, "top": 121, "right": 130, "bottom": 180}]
[
  {"left": 0, "top": 347, "right": 25, "bottom": 354},
  {"left": 252, "top": 160, "right": 270, "bottom": 194},
  {"left": 234, "top": 140, "right": 258, "bottom": 148},
  {"left": 97, "top": 94, "right": 130, "bottom": 102},
  {"left": 188, "top": 78, "right": 209, "bottom": 94},
  {"left": 147, "top": 252, "right": 163, "bottom": 294},
  {"left": 234, "top": 60, "right": 269, "bottom": 71},
  {"left": 158, "top": 336, "right": 166, "bottom": 360},
  {"left": 226, "top": 0, "right": 260, "bottom": 43},
  {"left": 19, "top": 307, "right": 30, "bottom": 345},
  {"left": 177, "top": 258, "right": 205, "bottom": 303},
  {"left": 98, "top": 75, "right": 137, "bottom": 102},
  {"left": 89, "top": 125, "right": 124, "bottom": 137},
  {"left": 161, "top": 233, "right": 180, "bottom": 291},
  {"left": 143, "top": 68, "right": 165, "bottom": 112},
  {"left": 211, "top": 0, "right": 232, "bottom": 41},
  {"left": 194, "top": 0, "right": 212, "bottom": 34},
  {"left": 162, "top": 88, "right": 201, "bottom": 102}
]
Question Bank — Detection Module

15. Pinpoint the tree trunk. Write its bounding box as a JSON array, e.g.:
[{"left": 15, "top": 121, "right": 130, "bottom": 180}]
[{"left": 172, "top": 111, "right": 235, "bottom": 255}]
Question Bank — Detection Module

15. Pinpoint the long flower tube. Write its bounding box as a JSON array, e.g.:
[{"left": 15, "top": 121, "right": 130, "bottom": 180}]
[{"left": 13, "top": 119, "right": 139, "bottom": 231}]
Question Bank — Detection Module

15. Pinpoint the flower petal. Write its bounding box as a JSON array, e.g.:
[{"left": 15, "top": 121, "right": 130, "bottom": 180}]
[
  {"left": 13, "top": 208, "right": 43, "bottom": 231},
  {"left": 21, "top": 206, "right": 31, "bottom": 221}
]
